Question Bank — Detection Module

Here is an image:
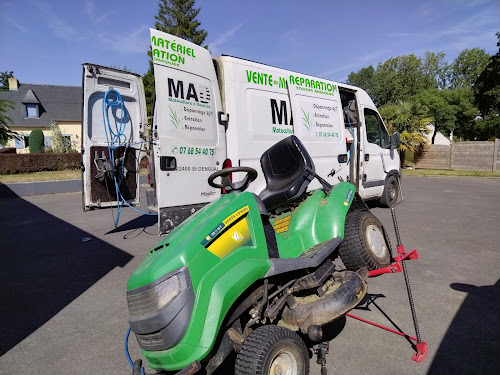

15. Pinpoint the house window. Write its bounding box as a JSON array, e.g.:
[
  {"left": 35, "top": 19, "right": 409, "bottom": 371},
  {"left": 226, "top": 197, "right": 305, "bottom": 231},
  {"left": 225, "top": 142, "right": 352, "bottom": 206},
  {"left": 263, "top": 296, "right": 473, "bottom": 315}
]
[
  {"left": 15, "top": 134, "right": 29, "bottom": 149},
  {"left": 26, "top": 103, "right": 39, "bottom": 118},
  {"left": 63, "top": 134, "right": 72, "bottom": 149},
  {"left": 44, "top": 136, "right": 52, "bottom": 148},
  {"left": 15, "top": 137, "right": 24, "bottom": 149}
]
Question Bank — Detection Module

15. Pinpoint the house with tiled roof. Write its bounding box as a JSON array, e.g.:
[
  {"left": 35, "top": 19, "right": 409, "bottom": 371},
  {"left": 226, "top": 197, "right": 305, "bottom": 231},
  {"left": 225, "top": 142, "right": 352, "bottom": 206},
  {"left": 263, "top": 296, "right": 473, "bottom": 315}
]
[{"left": 0, "top": 77, "right": 82, "bottom": 153}]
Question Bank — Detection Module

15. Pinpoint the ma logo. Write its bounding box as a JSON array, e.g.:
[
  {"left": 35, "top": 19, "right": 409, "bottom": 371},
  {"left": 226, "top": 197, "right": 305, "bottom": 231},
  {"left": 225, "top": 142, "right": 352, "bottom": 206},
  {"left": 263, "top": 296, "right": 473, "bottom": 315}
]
[
  {"left": 270, "top": 99, "right": 293, "bottom": 126},
  {"left": 168, "top": 78, "right": 210, "bottom": 104}
]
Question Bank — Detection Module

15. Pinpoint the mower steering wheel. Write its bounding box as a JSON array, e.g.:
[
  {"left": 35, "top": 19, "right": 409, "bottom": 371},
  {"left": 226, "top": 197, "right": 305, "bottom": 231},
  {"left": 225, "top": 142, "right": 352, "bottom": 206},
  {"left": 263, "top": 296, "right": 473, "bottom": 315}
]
[{"left": 208, "top": 167, "right": 258, "bottom": 193}]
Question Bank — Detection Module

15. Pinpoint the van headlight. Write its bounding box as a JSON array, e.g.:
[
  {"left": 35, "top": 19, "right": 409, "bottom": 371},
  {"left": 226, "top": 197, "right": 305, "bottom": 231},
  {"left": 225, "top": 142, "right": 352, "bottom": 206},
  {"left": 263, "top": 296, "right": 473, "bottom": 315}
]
[{"left": 127, "top": 267, "right": 188, "bottom": 320}]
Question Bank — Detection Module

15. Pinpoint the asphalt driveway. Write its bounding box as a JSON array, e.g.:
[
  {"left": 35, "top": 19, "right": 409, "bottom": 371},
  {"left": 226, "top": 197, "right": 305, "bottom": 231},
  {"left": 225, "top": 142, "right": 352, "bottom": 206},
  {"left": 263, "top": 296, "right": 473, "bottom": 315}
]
[{"left": 0, "top": 176, "right": 499, "bottom": 375}]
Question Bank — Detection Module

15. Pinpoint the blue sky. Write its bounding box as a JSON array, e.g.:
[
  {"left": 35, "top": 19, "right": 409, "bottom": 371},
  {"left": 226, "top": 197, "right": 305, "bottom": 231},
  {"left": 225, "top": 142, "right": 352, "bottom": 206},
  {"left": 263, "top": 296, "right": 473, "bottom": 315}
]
[{"left": 0, "top": 0, "right": 498, "bottom": 87}]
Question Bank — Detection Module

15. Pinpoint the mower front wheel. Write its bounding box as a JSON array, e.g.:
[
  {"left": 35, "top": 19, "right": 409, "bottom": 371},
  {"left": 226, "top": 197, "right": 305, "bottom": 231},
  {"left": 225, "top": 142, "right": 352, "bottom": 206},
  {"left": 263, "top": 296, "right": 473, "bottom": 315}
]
[
  {"left": 235, "top": 325, "right": 310, "bottom": 375},
  {"left": 339, "top": 210, "right": 392, "bottom": 271}
]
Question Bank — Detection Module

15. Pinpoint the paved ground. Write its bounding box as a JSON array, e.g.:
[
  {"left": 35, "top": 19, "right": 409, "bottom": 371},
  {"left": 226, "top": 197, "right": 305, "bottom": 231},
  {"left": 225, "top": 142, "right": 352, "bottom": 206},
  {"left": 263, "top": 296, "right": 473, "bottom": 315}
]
[{"left": 0, "top": 176, "right": 499, "bottom": 375}]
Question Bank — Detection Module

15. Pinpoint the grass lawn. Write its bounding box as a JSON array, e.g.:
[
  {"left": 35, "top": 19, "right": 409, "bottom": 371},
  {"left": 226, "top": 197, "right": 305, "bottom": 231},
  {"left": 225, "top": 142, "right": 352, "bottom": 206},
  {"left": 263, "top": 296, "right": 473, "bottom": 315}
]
[
  {"left": 403, "top": 168, "right": 500, "bottom": 178},
  {"left": 0, "top": 170, "right": 81, "bottom": 183}
]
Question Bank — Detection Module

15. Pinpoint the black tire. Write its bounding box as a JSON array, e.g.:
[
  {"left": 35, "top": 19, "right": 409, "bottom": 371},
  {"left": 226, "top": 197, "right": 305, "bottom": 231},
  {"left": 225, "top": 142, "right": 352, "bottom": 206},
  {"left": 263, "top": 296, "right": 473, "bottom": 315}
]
[
  {"left": 379, "top": 175, "right": 399, "bottom": 208},
  {"left": 235, "top": 325, "right": 310, "bottom": 375},
  {"left": 339, "top": 210, "right": 392, "bottom": 271}
]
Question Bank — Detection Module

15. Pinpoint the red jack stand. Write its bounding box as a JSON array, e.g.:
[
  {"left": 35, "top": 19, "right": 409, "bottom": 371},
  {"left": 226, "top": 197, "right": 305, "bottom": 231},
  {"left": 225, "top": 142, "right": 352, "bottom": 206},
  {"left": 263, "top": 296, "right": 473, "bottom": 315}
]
[
  {"left": 368, "top": 244, "right": 419, "bottom": 277},
  {"left": 348, "top": 194, "right": 429, "bottom": 363}
]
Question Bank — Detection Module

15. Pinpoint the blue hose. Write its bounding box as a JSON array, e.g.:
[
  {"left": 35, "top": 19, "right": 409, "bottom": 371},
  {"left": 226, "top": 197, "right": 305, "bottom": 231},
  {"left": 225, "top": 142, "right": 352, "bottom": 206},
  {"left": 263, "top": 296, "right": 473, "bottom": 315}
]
[
  {"left": 102, "top": 89, "right": 156, "bottom": 227},
  {"left": 124, "top": 327, "right": 145, "bottom": 375}
]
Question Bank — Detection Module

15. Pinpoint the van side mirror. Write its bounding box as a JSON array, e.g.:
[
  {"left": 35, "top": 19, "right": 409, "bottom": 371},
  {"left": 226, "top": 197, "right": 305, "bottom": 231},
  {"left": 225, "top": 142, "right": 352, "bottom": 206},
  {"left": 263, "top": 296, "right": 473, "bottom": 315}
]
[{"left": 390, "top": 131, "right": 400, "bottom": 149}]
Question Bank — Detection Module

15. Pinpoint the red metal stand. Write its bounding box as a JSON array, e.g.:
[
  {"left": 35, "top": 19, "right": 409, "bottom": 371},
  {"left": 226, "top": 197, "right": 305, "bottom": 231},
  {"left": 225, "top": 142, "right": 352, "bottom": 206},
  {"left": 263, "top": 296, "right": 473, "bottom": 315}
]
[
  {"left": 348, "top": 243, "right": 428, "bottom": 363},
  {"left": 346, "top": 312, "right": 428, "bottom": 362},
  {"left": 368, "top": 245, "right": 419, "bottom": 277}
]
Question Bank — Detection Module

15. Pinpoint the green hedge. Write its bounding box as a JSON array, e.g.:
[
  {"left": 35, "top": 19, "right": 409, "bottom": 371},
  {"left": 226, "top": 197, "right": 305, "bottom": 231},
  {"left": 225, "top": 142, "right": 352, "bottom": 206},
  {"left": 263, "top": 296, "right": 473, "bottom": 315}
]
[
  {"left": 0, "top": 153, "right": 81, "bottom": 174},
  {"left": 29, "top": 129, "right": 45, "bottom": 153}
]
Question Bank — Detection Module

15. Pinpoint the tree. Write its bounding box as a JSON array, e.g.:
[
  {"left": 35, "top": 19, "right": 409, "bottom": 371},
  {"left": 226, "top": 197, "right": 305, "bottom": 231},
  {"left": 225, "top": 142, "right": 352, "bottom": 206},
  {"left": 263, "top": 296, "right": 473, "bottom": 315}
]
[
  {"left": 448, "top": 87, "right": 479, "bottom": 140},
  {"left": 0, "top": 71, "right": 14, "bottom": 91},
  {"left": 0, "top": 99, "right": 17, "bottom": 146},
  {"left": 379, "top": 100, "right": 433, "bottom": 165},
  {"left": 28, "top": 129, "right": 44, "bottom": 153},
  {"left": 473, "top": 33, "right": 500, "bottom": 140},
  {"left": 346, "top": 66, "right": 375, "bottom": 96},
  {"left": 415, "top": 87, "right": 479, "bottom": 141},
  {"left": 348, "top": 53, "right": 439, "bottom": 106},
  {"left": 373, "top": 54, "right": 436, "bottom": 106},
  {"left": 474, "top": 33, "right": 500, "bottom": 116},
  {"left": 448, "top": 48, "right": 490, "bottom": 89},
  {"left": 415, "top": 89, "right": 457, "bottom": 142},
  {"left": 143, "top": 0, "right": 208, "bottom": 114},
  {"left": 422, "top": 51, "right": 448, "bottom": 89},
  {"left": 50, "top": 122, "right": 70, "bottom": 152}
]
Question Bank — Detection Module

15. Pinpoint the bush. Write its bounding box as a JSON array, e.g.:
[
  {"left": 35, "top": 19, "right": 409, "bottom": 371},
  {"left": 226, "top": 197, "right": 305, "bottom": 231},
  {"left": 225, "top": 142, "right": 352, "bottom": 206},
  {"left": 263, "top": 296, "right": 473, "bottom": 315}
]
[
  {"left": 29, "top": 129, "right": 44, "bottom": 153},
  {"left": 0, "top": 147, "right": 16, "bottom": 154},
  {"left": 50, "top": 122, "right": 70, "bottom": 153},
  {"left": 0, "top": 153, "right": 81, "bottom": 174}
]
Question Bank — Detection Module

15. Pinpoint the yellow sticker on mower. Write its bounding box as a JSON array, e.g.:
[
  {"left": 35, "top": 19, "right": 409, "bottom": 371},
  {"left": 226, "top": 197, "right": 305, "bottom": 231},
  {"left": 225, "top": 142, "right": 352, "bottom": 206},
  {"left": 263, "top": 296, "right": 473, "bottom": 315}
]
[
  {"left": 273, "top": 215, "right": 291, "bottom": 233},
  {"left": 201, "top": 206, "right": 250, "bottom": 248},
  {"left": 206, "top": 217, "right": 252, "bottom": 258},
  {"left": 223, "top": 206, "right": 249, "bottom": 227}
]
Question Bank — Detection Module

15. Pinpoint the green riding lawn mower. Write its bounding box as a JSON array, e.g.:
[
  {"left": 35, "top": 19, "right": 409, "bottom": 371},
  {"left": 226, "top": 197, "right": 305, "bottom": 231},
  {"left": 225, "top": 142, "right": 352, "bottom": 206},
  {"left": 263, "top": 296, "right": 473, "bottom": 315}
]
[{"left": 125, "top": 135, "right": 427, "bottom": 375}]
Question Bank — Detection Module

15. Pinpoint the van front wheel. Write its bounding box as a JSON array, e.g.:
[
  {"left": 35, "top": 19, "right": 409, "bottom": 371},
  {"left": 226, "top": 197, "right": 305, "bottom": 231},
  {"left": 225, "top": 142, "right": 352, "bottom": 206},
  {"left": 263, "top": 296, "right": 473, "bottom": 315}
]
[
  {"left": 379, "top": 175, "right": 399, "bottom": 208},
  {"left": 235, "top": 325, "right": 309, "bottom": 375},
  {"left": 339, "top": 210, "right": 392, "bottom": 271}
]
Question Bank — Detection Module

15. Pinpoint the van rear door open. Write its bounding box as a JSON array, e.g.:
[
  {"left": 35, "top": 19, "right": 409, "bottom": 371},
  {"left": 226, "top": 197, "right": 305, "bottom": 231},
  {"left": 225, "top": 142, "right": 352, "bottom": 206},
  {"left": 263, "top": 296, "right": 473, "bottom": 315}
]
[
  {"left": 81, "top": 64, "right": 146, "bottom": 210},
  {"left": 150, "top": 29, "right": 226, "bottom": 234}
]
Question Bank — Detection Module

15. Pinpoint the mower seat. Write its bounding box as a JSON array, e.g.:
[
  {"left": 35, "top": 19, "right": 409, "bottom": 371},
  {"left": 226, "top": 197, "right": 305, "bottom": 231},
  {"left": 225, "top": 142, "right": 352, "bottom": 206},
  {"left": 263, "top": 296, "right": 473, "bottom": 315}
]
[{"left": 259, "top": 135, "right": 315, "bottom": 211}]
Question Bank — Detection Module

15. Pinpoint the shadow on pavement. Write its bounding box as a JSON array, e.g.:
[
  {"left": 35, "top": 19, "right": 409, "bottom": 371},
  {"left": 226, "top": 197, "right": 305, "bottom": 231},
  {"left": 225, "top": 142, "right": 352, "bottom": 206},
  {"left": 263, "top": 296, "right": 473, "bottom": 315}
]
[
  {"left": 0, "top": 186, "right": 133, "bottom": 356},
  {"left": 352, "top": 293, "right": 416, "bottom": 350},
  {"left": 427, "top": 279, "right": 500, "bottom": 374},
  {"left": 0, "top": 182, "right": 18, "bottom": 199},
  {"left": 105, "top": 214, "right": 157, "bottom": 237}
]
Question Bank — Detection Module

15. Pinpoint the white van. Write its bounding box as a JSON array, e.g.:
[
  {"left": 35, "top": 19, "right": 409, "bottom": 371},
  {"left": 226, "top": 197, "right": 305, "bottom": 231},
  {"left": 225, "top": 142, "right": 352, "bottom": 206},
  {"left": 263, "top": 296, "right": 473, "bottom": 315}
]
[{"left": 82, "top": 29, "right": 400, "bottom": 234}]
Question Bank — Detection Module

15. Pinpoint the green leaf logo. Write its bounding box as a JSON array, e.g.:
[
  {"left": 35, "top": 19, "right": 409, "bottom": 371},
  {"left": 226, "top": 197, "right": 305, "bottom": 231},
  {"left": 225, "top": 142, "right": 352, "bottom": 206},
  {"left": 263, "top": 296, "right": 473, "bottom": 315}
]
[
  {"left": 301, "top": 107, "right": 311, "bottom": 131},
  {"left": 169, "top": 106, "right": 179, "bottom": 128}
]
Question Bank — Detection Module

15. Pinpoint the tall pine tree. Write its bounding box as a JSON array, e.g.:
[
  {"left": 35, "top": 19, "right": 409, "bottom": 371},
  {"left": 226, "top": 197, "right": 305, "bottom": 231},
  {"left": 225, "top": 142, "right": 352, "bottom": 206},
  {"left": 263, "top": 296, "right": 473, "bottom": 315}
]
[{"left": 143, "top": 0, "right": 207, "bottom": 115}]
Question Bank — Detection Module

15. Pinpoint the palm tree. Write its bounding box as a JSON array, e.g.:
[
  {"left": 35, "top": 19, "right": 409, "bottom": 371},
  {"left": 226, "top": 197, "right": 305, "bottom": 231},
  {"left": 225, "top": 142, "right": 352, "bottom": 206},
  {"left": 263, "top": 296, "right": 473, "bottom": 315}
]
[
  {"left": 379, "top": 100, "right": 433, "bottom": 166},
  {"left": 0, "top": 99, "right": 17, "bottom": 146}
]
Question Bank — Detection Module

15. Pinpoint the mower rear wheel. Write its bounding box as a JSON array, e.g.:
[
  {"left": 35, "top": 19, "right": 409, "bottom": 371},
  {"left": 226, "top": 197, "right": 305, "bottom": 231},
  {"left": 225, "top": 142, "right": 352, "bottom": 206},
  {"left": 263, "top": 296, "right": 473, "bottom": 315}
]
[
  {"left": 235, "top": 325, "right": 309, "bottom": 375},
  {"left": 339, "top": 210, "right": 392, "bottom": 271}
]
